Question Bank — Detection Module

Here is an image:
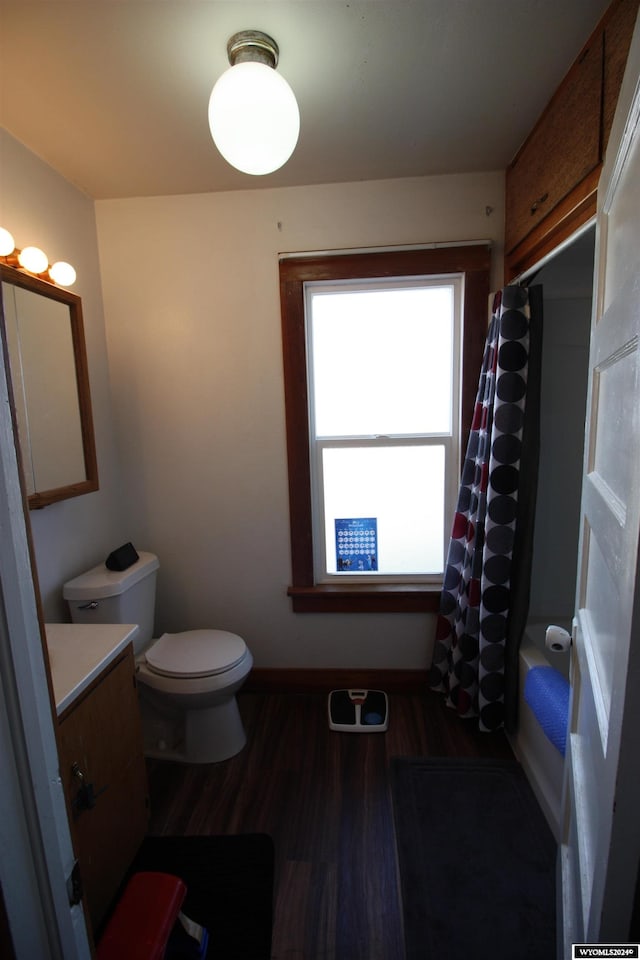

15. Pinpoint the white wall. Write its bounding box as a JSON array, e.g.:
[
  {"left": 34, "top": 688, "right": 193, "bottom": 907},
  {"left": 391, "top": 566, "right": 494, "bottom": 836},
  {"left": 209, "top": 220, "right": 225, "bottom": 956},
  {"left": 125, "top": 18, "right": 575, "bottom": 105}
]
[
  {"left": 0, "top": 129, "right": 128, "bottom": 621},
  {"left": 96, "top": 173, "right": 505, "bottom": 670},
  {"left": 1, "top": 125, "right": 506, "bottom": 670}
]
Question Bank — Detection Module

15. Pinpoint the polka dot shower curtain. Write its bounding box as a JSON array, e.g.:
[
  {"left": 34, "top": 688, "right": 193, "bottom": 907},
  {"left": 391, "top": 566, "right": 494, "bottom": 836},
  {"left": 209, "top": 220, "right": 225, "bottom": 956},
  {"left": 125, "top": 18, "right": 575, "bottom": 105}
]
[{"left": 429, "top": 285, "right": 543, "bottom": 733}]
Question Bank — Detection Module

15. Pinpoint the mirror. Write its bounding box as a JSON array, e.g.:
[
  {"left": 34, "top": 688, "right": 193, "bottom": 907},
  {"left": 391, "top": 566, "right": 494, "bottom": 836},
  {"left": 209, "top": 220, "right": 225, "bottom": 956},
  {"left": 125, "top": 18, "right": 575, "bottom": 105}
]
[{"left": 0, "top": 265, "right": 98, "bottom": 508}]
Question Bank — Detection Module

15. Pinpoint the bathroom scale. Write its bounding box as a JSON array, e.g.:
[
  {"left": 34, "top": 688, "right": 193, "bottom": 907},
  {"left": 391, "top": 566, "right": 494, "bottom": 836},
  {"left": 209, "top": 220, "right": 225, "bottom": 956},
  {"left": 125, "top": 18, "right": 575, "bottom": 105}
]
[{"left": 328, "top": 689, "right": 388, "bottom": 732}]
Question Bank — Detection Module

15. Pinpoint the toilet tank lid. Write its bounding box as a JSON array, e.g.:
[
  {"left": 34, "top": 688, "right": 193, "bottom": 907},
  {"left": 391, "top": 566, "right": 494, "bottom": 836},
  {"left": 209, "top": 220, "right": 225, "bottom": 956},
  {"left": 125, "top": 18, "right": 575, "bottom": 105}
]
[{"left": 63, "top": 551, "right": 160, "bottom": 600}]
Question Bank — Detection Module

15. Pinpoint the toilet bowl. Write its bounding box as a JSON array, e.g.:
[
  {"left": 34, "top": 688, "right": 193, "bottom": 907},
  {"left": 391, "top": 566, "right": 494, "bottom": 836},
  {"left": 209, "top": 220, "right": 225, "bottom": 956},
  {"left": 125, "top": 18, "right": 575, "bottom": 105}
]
[
  {"left": 136, "top": 628, "right": 253, "bottom": 763},
  {"left": 62, "top": 552, "right": 253, "bottom": 763}
]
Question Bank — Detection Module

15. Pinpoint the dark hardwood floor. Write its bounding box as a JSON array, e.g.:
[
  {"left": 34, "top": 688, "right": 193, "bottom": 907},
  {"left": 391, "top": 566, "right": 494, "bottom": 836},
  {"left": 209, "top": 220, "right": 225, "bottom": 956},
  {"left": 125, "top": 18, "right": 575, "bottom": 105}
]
[{"left": 145, "top": 690, "right": 515, "bottom": 960}]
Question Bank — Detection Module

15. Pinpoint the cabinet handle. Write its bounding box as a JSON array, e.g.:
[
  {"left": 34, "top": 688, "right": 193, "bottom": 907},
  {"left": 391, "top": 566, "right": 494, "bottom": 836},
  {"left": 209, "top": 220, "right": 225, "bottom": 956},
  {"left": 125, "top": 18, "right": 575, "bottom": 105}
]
[
  {"left": 530, "top": 193, "right": 549, "bottom": 215},
  {"left": 71, "top": 762, "right": 107, "bottom": 812}
]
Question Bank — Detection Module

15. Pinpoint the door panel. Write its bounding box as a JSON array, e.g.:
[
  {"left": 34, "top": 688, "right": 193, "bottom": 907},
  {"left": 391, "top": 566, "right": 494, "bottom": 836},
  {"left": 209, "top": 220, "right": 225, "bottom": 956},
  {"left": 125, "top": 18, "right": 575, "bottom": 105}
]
[{"left": 560, "top": 7, "right": 640, "bottom": 950}]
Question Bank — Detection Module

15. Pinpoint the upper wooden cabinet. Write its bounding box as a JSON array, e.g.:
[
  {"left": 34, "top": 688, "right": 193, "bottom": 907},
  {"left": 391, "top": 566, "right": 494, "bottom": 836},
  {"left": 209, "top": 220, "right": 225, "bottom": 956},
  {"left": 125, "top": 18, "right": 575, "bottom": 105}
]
[{"left": 505, "top": 0, "right": 639, "bottom": 280}]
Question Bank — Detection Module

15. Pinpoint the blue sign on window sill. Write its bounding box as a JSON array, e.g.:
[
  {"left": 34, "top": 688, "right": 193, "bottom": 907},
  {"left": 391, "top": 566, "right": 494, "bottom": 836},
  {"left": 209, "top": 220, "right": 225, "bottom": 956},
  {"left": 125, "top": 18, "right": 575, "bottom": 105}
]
[{"left": 335, "top": 518, "right": 378, "bottom": 571}]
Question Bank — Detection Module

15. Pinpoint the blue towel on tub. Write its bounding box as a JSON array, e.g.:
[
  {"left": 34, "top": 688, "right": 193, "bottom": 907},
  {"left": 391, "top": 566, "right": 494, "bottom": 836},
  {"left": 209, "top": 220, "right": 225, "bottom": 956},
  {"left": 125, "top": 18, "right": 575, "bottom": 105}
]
[{"left": 524, "top": 666, "right": 570, "bottom": 756}]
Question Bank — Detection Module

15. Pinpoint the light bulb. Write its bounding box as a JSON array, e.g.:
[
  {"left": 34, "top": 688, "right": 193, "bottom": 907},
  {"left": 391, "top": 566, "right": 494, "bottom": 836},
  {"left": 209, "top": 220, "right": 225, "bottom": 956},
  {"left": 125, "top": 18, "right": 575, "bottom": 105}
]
[
  {"left": 0, "top": 227, "right": 15, "bottom": 256},
  {"left": 208, "top": 60, "right": 300, "bottom": 175},
  {"left": 18, "top": 246, "right": 48, "bottom": 274},
  {"left": 49, "top": 261, "right": 77, "bottom": 286}
]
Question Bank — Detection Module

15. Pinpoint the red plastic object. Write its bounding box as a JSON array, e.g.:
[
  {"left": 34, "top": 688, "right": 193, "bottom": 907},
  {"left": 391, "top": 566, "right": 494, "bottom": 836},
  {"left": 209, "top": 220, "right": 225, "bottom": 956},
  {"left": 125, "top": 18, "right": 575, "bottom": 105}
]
[{"left": 97, "top": 871, "right": 187, "bottom": 960}]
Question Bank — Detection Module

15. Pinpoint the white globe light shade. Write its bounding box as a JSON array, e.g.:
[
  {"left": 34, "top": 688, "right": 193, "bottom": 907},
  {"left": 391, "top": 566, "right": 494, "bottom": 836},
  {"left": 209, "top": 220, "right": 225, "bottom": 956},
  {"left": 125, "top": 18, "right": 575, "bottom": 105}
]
[
  {"left": 18, "top": 246, "right": 48, "bottom": 274},
  {"left": 49, "top": 261, "right": 77, "bottom": 286},
  {"left": 0, "top": 227, "right": 15, "bottom": 256},
  {"left": 208, "top": 61, "right": 300, "bottom": 175}
]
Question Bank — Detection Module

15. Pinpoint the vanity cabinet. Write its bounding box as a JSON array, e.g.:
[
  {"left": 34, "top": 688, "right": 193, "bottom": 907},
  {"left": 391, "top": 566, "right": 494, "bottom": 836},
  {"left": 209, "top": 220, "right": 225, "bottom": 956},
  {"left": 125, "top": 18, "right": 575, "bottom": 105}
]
[
  {"left": 56, "top": 644, "right": 148, "bottom": 936},
  {"left": 505, "top": 0, "right": 639, "bottom": 279}
]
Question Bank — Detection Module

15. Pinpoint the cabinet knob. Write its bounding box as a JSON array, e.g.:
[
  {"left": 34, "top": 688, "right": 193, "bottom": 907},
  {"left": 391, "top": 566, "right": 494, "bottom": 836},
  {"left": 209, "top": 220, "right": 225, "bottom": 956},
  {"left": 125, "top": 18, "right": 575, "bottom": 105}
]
[
  {"left": 530, "top": 192, "right": 549, "bottom": 215},
  {"left": 71, "top": 761, "right": 86, "bottom": 786}
]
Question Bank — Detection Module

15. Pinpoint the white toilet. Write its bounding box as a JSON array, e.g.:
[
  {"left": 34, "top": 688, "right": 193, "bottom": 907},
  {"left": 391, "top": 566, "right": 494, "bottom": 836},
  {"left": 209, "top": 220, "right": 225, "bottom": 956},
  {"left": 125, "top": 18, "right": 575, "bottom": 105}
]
[{"left": 63, "top": 551, "right": 253, "bottom": 763}]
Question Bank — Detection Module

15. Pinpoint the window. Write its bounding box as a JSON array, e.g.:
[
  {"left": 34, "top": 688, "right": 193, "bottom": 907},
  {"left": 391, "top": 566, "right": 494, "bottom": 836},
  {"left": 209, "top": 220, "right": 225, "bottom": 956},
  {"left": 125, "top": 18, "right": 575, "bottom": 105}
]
[
  {"left": 308, "top": 277, "right": 460, "bottom": 580},
  {"left": 280, "top": 246, "right": 491, "bottom": 612}
]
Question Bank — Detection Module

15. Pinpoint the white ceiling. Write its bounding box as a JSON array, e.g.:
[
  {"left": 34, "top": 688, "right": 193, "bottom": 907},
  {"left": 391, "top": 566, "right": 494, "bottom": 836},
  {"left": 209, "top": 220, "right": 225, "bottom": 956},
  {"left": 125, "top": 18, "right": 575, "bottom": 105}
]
[{"left": 0, "top": 1, "right": 612, "bottom": 200}]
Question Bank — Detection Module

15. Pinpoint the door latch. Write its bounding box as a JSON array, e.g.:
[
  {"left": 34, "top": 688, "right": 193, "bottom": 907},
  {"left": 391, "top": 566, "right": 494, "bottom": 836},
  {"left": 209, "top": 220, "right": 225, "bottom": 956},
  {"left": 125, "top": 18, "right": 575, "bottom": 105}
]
[{"left": 66, "top": 859, "right": 83, "bottom": 906}]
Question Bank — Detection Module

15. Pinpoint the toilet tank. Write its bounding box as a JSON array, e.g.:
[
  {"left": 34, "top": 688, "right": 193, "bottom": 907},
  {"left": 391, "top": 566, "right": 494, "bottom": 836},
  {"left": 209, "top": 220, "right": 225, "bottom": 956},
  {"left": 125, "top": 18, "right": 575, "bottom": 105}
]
[{"left": 63, "top": 552, "right": 160, "bottom": 655}]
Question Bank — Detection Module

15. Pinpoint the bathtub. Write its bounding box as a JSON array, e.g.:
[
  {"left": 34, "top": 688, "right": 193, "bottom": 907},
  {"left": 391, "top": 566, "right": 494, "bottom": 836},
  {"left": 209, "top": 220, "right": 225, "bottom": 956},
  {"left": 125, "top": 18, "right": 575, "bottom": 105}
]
[{"left": 508, "top": 620, "right": 571, "bottom": 841}]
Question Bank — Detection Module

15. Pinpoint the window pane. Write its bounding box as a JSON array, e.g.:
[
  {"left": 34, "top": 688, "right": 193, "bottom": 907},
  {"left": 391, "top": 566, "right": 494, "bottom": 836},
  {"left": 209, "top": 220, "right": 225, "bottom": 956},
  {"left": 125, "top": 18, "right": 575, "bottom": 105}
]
[
  {"left": 310, "top": 285, "right": 453, "bottom": 437},
  {"left": 322, "top": 445, "right": 445, "bottom": 575}
]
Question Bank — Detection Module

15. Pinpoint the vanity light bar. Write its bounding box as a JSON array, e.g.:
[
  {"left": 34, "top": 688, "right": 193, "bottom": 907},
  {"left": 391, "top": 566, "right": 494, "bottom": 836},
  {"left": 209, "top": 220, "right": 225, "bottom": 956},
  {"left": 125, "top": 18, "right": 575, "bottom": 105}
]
[{"left": 0, "top": 226, "right": 76, "bottom": 287}]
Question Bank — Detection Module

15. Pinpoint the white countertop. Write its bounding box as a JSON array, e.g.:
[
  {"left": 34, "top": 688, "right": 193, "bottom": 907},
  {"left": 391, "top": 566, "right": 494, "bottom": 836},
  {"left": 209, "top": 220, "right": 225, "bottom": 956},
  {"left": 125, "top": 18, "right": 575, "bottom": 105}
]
[{"left": 46, "top": 622, "right": 140, "bottom": 715}]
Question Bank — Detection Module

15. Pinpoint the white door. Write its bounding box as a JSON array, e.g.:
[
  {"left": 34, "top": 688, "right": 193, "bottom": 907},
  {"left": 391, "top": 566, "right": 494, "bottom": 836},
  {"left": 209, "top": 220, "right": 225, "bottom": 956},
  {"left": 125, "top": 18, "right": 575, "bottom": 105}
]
[
  {"left": 0, "top": 289, "right": 92, "bottom": 955},
  {"left": 560, "top": 9, "right": 640, "bottom": 953}
]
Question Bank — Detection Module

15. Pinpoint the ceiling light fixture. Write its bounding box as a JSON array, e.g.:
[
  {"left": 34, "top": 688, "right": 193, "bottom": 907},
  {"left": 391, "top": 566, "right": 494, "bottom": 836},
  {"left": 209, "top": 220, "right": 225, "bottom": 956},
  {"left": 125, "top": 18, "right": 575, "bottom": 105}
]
[
  {"left": 0, "top": 226, "right": 77, "bottom": 287},
  {"left": 208, "top": 30, "right": 300, "bottom": 176}
]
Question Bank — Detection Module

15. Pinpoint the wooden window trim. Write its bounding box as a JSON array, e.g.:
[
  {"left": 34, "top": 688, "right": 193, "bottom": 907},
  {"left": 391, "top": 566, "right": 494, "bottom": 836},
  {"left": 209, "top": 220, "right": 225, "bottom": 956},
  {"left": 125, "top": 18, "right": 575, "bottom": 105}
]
[{"left": 279, "top": 245, "right": 491, "bottom": 612}]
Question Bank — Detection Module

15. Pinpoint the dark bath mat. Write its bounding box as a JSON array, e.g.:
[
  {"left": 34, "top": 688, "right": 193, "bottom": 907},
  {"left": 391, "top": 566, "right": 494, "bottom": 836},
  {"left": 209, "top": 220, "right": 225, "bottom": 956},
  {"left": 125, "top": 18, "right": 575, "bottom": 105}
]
[{"left": 391, "top": 757, "right": 556, "bottom": 960}]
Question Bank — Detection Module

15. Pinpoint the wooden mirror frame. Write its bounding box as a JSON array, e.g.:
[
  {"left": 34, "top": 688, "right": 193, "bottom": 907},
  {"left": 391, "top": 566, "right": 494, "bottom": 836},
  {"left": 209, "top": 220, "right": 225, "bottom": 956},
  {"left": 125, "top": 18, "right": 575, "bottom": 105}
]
[{"left": 0, "top": 265, "right": 99, "bottom": 509}]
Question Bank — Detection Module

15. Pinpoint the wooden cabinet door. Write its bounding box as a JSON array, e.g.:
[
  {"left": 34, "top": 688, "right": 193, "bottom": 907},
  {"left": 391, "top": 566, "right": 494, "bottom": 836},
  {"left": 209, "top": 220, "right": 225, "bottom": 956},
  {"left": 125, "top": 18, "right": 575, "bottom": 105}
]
[
  {"left": 57, "top": 648, "right": 148, "bottom": 934},
  {"left": 505, "top": 33, "right": 603, "bottom": 255}
]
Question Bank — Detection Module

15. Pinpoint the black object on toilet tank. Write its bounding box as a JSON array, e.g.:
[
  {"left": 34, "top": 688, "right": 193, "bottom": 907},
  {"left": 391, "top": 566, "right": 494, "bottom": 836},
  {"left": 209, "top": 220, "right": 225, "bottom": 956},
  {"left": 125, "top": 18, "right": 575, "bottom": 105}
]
[{"left": 105, "top": 542, "right": 140, "bottom": 571}]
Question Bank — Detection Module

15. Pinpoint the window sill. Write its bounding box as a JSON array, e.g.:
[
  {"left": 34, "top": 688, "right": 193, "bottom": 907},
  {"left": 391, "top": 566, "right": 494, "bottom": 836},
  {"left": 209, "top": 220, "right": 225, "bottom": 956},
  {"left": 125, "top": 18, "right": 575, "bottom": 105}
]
[{"left": 287, "top": 583, "right": 441, "bottom": 613}]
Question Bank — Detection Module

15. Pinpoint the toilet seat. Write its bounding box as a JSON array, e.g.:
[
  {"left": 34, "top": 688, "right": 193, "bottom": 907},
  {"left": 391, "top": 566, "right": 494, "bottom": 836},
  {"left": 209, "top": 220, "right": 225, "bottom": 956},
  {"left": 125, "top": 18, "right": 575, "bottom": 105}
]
[{"left": 144, "top": 629, "right": 247, "bottom": 679}]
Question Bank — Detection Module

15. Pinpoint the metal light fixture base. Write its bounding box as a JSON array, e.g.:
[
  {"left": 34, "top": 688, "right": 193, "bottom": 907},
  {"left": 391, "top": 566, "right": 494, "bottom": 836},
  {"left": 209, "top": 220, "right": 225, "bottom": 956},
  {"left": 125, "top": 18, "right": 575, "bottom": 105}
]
[{"left": 227, "top": 30, "right": 279, "bottom": 69}]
